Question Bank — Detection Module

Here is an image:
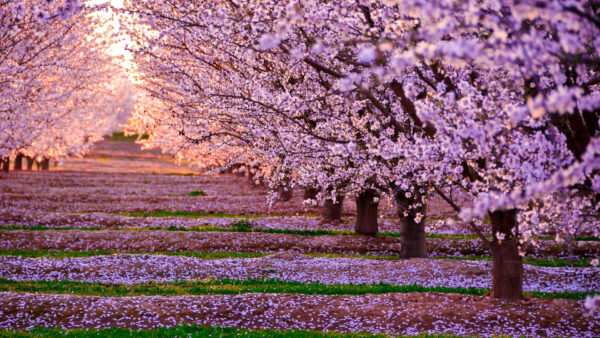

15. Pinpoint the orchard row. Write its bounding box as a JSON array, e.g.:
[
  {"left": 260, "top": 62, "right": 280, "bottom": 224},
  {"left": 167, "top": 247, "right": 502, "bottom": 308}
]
[
  {"left": 0, "top": 0, "right": 130, "bottom": 167},
  {"left": 119, "top": 0, "right": 600, "bottom": 303}
]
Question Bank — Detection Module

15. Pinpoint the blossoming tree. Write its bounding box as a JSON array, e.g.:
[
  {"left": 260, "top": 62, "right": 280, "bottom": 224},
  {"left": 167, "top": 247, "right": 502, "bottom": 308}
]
[
  {"left": 0, "top": 0, "right": 124, "bottom": 170},
  {"left": 254, "top": 0, "right": 600, "bottom": 300},
  {"left": 122, "top": 0, "right": 600, "bottom": 300}
]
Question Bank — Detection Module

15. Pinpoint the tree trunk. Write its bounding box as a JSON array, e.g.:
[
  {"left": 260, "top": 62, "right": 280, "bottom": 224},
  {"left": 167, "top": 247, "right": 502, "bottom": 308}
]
[
  {"left": 278, "top": 185, "right": 293, "bottom": 201},
  {"left": 303, "top": 187, "right": 319, "bottom": 201},
  {"left": 39, "top": 158, "right": 50, "bottom": 171},
  {"left": 354, "top": 190, "right": 379, "bottom": 235},
  {"left": 564, "top": 233, "right": 576, "bottom": 265},
  {"left": 14, "top": 154, "right": 24, "bottom": 171},
  {"left": 246, "top": 167, "right": 262, "bottom": 186},
  {"left": 230, "top": 163, "right": 246, "bottom": 177},
  {"left": 322, "top": 195, "right": 344, "bottom": 222},
  {"left": 396, "top": 192, "right": 427, "bottom": 258},
  {"left": 247, "top": 173, "right": 260, "bottom": 186},
  {"left": 1, "top": 158, "right": 9, "bottom": 172},
  {"left": 25, "top": 157, "right": 34, "bottom": 170},
  {"left": 489, "top": 209, "right": 523, "bottom": 300}
]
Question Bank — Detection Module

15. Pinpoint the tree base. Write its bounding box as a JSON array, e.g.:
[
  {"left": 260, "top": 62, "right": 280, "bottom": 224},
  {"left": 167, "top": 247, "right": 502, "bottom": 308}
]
[
  {"left": 25, "top": 157, "right": 34, "bottom": 170},
  {"left": 14, "top": 154, "right": 24, "bottom": 171},
  {"left": 322, "top": 195, "right": 344, "bottom": 222},
  {"left": 303, "top": 188, "right": 319, "bottom": 201},
  {"left": 0, "top": 158, "right": 9, "bottom": 172},
  {"left": 277, "top": 186, "right": 293, "bottom": 201},
  {"left": 354, "top": 190, "right": 379, "bottom": 236},
  {"left": 489, "top": 210, "right": 523, "bottom": 300},
  {"left": 38, "top": 158, "right": 50, "bottom": 171},
  {"left": 399, "top": 217, "right": 427, "bottom": 258}
]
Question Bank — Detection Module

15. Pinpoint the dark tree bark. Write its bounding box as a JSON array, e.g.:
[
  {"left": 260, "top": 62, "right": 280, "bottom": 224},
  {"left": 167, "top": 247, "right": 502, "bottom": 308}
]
[
  {"left": 396, "top": 192, "right": 427, "bottom": 258},
  {"left": 245, "top": 166, "right": 262, "bottom": 187},
  {"left": 221, "top": 164, "right": 235, "bottom": 174},
  {"left": 247, "top": 173, "right": 260, "bottom": 186},
  {"left": 355, "top": 190, "right": 379, "bottom": 235},
  {"left": 39, "top": 158, "right": 50, "bottom": 171},
  {"left": 0, "top": 158, "right": 9, "bottom": 172},
  {"left": 14, "top": 154, "right": 24, "bottom": 171},
  {"left": 322, "top": 195, "right": 345, "bottom": 222},
  {"left": 25, "top": 157, "right": 34, "bottom": 170},
  {"left": 303, "top": 187, "right": 319, "bottom": 200},
  {"left": 564, "top": 233, "right": 577, "bottom": 265},
  {"left": 236, "top": 169, "right": 247, "bottom": 177},
  {"left": 227, "top": 163, "right": 246, "bottom": 177},
  {"left": 489, "top": 209, "right": 523, "bottom": 300},
  {"left": 278, "top": 185, "right": 293, "bottom": 201}
]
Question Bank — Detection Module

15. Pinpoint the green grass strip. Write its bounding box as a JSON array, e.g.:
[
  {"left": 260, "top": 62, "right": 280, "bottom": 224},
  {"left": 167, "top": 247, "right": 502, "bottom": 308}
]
[
  {"left": 432, "top": 255, "right": 596, "bottom": 267},
  {"left": 0, "top": 250, "right": 594, "bottom": 267},
  {"left": 0, "top": 278, "right": 594, "bottom": 299},
  {"left": 0, "top": 325, "right": 468, "bottom": 338},
  {"left": 0, "top": 224, "right": 355, "bottom": 236},
  {"left": 107, "top": 132, "right": 148, "bottom": 142},
  {"left": 118, "top": 210, "right": 322, "bottom": 219},
  {"left": 0, "top": 250, "right": 268, "bottom": 259},
  {"left": 0, "top": 225, "right": 106, "bottom": 231},
  {"left": 3, "top": 223, "right": 599, "bottom": 243}
]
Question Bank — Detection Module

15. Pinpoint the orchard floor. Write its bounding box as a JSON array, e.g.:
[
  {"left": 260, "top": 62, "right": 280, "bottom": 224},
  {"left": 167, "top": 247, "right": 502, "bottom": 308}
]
[{"left": 0, "top": 138, "right": 599, "bottom": 337}]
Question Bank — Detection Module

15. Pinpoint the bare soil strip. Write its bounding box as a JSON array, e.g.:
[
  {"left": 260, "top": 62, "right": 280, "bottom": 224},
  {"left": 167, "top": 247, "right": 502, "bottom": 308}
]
[
  {"left": 0, "top": 253, "right": 597, "bottom": 292},
  {"left": 0, "top": 209, "right": 479, "bottom": 235},
  {"left": 1, "top": 230, "right": 598, "bottom": 258},
  {"left": 0, "top": 139, "right": 455, "bottom": 219},
  {"left": 1, "top": 141, "right": 597, "bottom": 336},
  {"left": 0, "top": 292, "right": 598, "bottom": 336},
  {"left": 0, "top": 171, "right": 336, "bottom": 216}
]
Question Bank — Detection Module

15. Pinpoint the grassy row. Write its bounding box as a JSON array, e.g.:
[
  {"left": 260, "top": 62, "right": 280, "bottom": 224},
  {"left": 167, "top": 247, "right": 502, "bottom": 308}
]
[
  {"left": 115, "top": 212, "right": 456, "bottom": 224},
  {"left": 0, "top": 325, "right": 467, "bottom": 338},
  {"left": 118, "top": 211, "right": 444, "bottom": 222},
  {"left": 118, "top": 211, "right": 454, "bottom": 223},
  {"left": 0, "top": 223, "right": 471, "bottom": 240},
  {"left": 119, "top": 210, "right": 321, "bottom": 219},
  {"left": 2, "top": 222, "right": 599, "bottom": 242},
  {"left": 0, "top": 278, "right": 595, "bottom": 299},
  {"left": 0, "top": 224, "right": 357, "bottom": 237},
  {"left": 436, "top": 255, "right": 596, "bottom": 267},
  {"left": 107, "top": 132, "right": 149, "bottom": 142},
  {"left": 0, "top": 249, "right": 594, "bottom": 267},
  {"left": 117, "top": 212, "right": 600, "bottom": 242},
  {"left": 0, "top": 250, "right": 268, "bottom": 259}
]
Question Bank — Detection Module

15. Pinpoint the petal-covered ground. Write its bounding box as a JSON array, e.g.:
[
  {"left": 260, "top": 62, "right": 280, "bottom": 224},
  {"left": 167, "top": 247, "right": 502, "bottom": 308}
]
[
  {"left": 0, "top": 141, "right": 461, "bottom": 220},
  {"left": 1, "top": 292, "right": 599, "bottom": 337},
  {"left": 0, "top": 253, "right": 598, "bottom": 292},
  {"left": 0, "top": 208, "right": 478, "bottom": 234},
  {"left": 1, "top": 229, "right": 598, "bottom": 258},
  {"left": 0, "top": 139, "right": 598, "bottom": 336}
]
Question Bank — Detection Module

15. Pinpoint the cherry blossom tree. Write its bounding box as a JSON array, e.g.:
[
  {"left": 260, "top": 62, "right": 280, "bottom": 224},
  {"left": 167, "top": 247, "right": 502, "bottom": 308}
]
[
  {"left": 1, "top": 0, "right": 125, "bottom": 170},
  {"left": 257, "top": 0, "right": 599, "bottom": 300},
  {"left": 123, "top": 0, "right": 435, "bottom": 249},
  {"left": 122, "top": 0, "right": 599, "bottom": 300}
]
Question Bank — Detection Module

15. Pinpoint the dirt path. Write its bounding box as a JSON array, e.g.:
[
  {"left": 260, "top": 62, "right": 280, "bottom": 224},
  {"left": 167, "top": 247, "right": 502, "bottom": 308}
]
[
  {"left": 1, "top": 292, "right": 598, "bottom": 336},
  {"left": 1, "top": 230, "right": 598, "bottom": 258},
  {"left": 0, "top": 140, "right": 455, "bottom": 218},
  {"left": 0, "top": 171, "right": 319, "bottom": 216},
  {"left": 1, "top": 253, "right": 598, "bottom": 292},
  {"left": 1, "top": 139, "right": 598, "bottom": 336}
]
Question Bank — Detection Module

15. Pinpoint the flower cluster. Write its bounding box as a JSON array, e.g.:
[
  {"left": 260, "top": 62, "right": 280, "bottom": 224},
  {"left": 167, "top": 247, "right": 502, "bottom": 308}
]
[
  {"left": 120, "top": 0, "right": 599, "bottom": 300},
  {"left": 0, "top": 0, "right": 127, "bottom": 163}
]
